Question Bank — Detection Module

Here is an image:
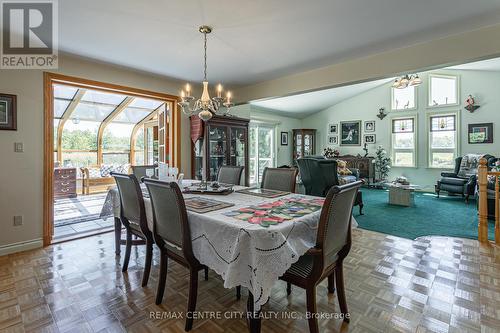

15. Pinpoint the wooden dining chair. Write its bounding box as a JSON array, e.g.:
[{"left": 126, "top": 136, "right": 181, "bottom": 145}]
[
  {"left": 143, "top": 178, "right": 208, "bottom": 331},
  {"left": 280, "top": 180, "right": 363, "bottom": 333},
  {"left": 261, "top": 167, "right": 298, "bottom": 192},
  {"left": 217, "top": 165, "right": 244, "bottom": 185},
  {"left": 111, "top": 172, "right": 154, "bottom": 287}
]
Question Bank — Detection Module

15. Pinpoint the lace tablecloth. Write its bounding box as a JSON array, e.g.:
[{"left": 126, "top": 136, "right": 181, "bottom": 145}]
[{"left": 100, "top": 181, "right": 357, "bottom": 310}]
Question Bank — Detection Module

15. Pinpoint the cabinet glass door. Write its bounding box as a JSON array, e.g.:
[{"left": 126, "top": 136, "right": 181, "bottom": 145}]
[
  {"left": 231, "top": 127, "right": 246, "bottom": 168},
  {"left": 193, "top": 138, "right": 204, "bottom": 180},
  {"left": 295, "top": 133, "right": 303, "bottom": 159},
  {"left": 208, "top": 125, "right": 228, "bottom": 181},
  {"left": 304, "top": 133, "right": 313, "bottom": 156}
]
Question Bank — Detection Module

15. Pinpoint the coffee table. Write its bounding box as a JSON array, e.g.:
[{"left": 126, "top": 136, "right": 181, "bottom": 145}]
[{"left": 384, "top": 183, "right": 420, "bottom": 207}]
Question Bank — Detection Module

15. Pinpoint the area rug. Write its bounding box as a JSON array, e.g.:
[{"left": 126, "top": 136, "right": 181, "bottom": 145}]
[
  {"left": 54, "top": 193, "right": 108, "bottom": 227},
  {"left": 355, "top": 189, "right": 495, "bottom": 241}
]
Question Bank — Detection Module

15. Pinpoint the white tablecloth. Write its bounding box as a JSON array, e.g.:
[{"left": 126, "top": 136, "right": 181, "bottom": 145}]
[{"left": 100, "top": 181, "right": 357, "bottom": 310}]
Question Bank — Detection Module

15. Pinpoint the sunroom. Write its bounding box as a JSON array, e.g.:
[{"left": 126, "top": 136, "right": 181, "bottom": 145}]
[{"left": 52, "top": 83, "right": 170, "bottom": 239}]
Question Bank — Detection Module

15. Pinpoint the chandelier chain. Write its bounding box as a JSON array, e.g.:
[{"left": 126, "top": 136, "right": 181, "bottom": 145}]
[{"left": 203, "top": 31, "right": 207, "bottom": 81}]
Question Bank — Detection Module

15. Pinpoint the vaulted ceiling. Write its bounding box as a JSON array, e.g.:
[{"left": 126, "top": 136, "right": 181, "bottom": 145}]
[{"left": 60, "top": 0, "right": 500, "bottom": 85}]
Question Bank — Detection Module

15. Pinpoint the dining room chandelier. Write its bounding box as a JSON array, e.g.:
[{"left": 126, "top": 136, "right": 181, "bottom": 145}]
[
  {"left": 178, "top": 26, "right": 233, "bottom": 122},
  {"left": 392, "top": 74, "right": 422, "bottom": 89}
]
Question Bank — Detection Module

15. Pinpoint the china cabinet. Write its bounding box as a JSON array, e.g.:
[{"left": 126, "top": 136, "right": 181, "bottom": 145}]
[
  {"left": 191, "top": 116, "right": 249, "bottom": 185},
  {"left": 292, "top": 129, "right": 316, "bottom": 163}
]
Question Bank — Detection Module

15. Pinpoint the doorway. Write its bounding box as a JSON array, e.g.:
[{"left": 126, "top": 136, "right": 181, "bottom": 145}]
[
  {"left": 249, "top": 124, "right": 276, "bottom": 185},
  {"left": 43, "top": 73, "right": 180, "bottom": 245}
]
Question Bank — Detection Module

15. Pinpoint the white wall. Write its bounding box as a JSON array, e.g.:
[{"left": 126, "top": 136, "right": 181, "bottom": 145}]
[
  {"left": 0, "top": 54, "right": 192, "bottom": 253},
  {"left": 301, "top": 69, "right": 500, "bottom": 190}
]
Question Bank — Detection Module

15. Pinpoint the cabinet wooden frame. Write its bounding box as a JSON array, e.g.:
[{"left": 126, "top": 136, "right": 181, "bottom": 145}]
[
  {"left": 190, "top": 116, "right": 250, "bottom": 186},
  {"left": 292, "top": 129, "right": 317, "bottom": 162},
  {"left": 44, "top": 72, "right": 180, "bottom": 246}
]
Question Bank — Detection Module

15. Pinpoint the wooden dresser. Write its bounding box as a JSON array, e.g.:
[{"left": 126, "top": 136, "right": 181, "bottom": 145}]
[
  {"left": 54, "top": 167, "right": 77, "bottom": 199},
  {"left": 337, "top": 155, "right": 375, "bottom": 183}
]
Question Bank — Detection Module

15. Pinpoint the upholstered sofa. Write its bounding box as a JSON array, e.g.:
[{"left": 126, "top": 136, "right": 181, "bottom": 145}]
[{"left": 81, "top": 164, "right": 130, "bottom": 195}]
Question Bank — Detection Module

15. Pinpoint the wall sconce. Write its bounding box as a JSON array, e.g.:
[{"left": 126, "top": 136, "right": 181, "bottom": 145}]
[
  {"left": 376, "top": 107, "right": 387, "bottom": 120},
  {"left": 464, "top": 95, "right": 480, "bottom": 113}
]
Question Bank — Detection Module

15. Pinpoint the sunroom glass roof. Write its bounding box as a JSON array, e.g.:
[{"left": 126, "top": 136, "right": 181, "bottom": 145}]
[
  {"left": 81, "top": 89, "right": 127, "bottom": 105},
  {"left": 70, "top": 102, "right": 116, "bottom": 122},
  {"left": 113, "top": 107, "right": 155, "bottom": 124}
]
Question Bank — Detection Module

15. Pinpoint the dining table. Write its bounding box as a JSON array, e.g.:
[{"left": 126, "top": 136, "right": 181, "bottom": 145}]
[{"left": 100, "top": 179, "right": 358, "bottom": 332}]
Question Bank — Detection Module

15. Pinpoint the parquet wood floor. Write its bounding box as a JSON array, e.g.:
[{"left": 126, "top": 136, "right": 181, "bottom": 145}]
[{"left": 0, "top": 229, "right": 499, "bottom": 333}]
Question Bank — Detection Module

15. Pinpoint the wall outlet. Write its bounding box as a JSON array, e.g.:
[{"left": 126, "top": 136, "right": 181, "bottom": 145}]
[
  {"left": 14, "top": 142, "right": 24, "bottom": 153},
  {"left": 13, "top": 216, "right": 23, "bottom": 226}
]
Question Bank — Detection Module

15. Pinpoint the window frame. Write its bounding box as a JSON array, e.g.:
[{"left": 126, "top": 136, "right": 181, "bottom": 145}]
[
  {"left": 390, "top": 114, "right": 418, "bottom": 168},
  {"left": 390, "top": 85, "right": 418, "bottom": 111},
  {"left": 427, "top": 111, "right": 459, "bottom": 169},
  {"left": 427, "top": 74, "right": 460, "bottom": 109}
]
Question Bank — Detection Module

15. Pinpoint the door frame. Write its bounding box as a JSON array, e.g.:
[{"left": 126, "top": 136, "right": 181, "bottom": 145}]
[{"left": 43, "top": 72, "right": 181, "bottom": 246}]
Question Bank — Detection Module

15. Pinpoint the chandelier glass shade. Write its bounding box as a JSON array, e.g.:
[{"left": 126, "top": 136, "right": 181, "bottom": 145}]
[
  {"left": 392, "top": 74, "right": 422, "bottom": 89},
  {"left": 178, "top": 26, "right": 233, "bottom": 122}
]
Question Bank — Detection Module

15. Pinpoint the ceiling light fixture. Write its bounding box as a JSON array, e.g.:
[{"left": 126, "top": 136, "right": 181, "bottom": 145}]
[
  {"left": 392, "top": 74, "right": 422, "bottom": 89},
  {"left": 178, "top": 26, "right": 234, "bottom": 122}
]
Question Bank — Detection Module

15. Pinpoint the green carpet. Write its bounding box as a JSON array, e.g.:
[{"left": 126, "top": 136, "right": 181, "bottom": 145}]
[{"left": 355, "top": 189, "right": 495, "bottom": 241}]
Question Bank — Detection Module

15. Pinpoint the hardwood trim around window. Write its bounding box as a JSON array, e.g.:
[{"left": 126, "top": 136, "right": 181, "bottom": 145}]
[{"left": 43, "top": 72, "right": 181, "bottom": 246}]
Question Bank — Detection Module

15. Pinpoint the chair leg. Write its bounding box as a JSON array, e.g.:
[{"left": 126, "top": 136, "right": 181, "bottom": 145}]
[
  {"left": 286, "top": 282, "right": 292, "bottom": 296},
  {"left": 328, "top": 273, "right": 335, "bottom": 294},
  {"left": 114, "top": 217, "right": 121, "bottom": 256},
  {"left": 122, "top": 230, "right": 132, "bottom": 272},
  {"left": 185, "top": 268, "right": 199, "bottom": 331},
  {"left": 155, "top": 251, "right": 168, "bottom": 305},
  {"left": 236, "top": 285, "right": 241, "bottom": 300},
  {"left": 335, "top": 264, "right": 350, "bottom": 323},
  {"left": 465, "top": 193, "right": 469, "bottom": 204},
  {"left": 204, "top": 267, "right": 209, "bottom": 281},
  {"left": 142, "top": 240, "right": 153, "bottom": 287},
  {"left": 306, "top": 286, "right": 319, "bottom": 333}
]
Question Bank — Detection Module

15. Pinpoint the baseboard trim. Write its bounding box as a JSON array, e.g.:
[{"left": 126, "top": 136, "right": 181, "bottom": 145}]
[{"left": 0, "top": 238, "right": 43, "bottom": 257}]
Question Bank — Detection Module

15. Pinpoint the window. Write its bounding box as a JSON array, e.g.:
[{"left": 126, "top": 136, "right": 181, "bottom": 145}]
[
  {"left": 249, "top": 125, "right": 275, "bottom": 184},
  {"left": 391, "top": 86, "right": 416, "bottom": 110},
  {"left": 428, "top": 74, "right": 459, "bottom": 107},
  {"left": 428, "top": 114, "right": 458, "bottom": 168},
  {"left": 134, "top": 128, "right": 145, "bottom": 165},
  {"left": 60, "top": 120, "right": 99, "bottom": 170},
  {"left": 391, "top": 117, "right": 416, "bottom": 167}
]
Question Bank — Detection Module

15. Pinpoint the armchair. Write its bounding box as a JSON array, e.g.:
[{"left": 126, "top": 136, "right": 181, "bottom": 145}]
[
  {"left": 297, "top": 157, "right": 364, "bottom": 214},
  {"left": 436, "top": 154, "right": 495, "bottom": 203}
]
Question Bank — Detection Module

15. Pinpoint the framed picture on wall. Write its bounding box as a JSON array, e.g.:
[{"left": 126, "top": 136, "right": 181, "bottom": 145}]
[
  {"left": 340, "top": 120, "right": 361, "bottom": 146},
  {"left": 468, "top": 123, "right": 493, "bottom": 144},
  {"left": 0, "top": 93, "right": 17, "bottom": 131},
  {"left": 280, "top": 131, "right": 289, "bottom": 146},
  {"left": 327, "top": 123, "right": 338, "bottom": 135},
  {"left": 328, "top": 135, "right": 338, "bottom": 145},
  {"left": 364, "top": 134, "right": 376, "bottom": 144},
  {"left": 364, "top": 120, "right": 375, "bottom": 132}
]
